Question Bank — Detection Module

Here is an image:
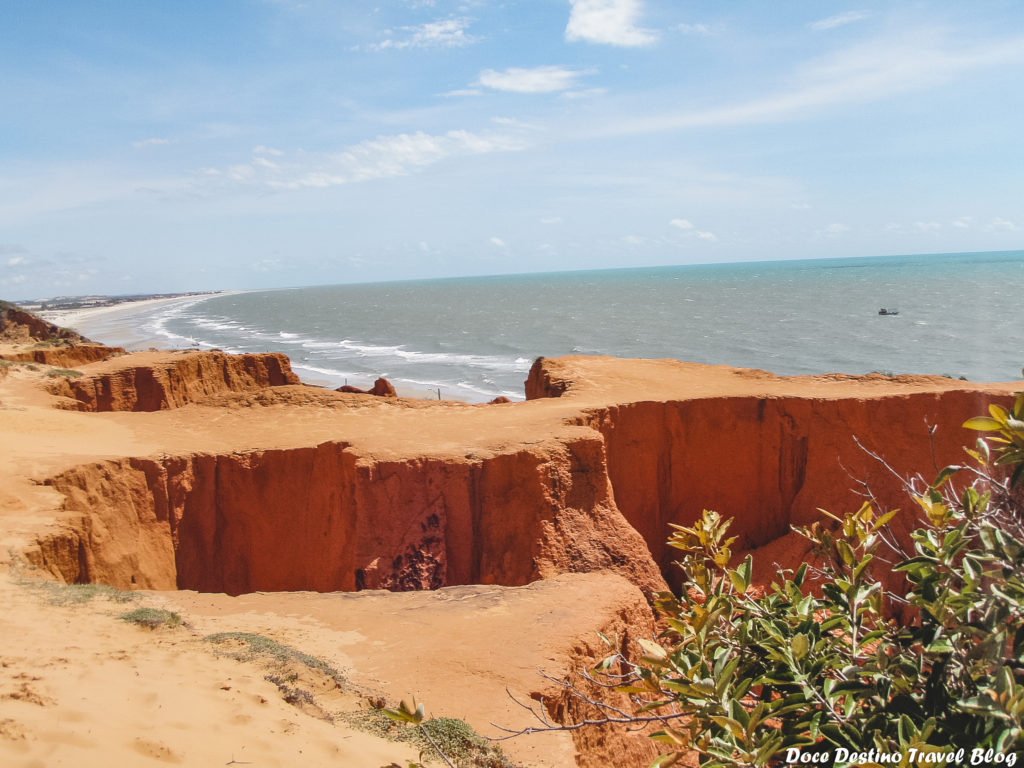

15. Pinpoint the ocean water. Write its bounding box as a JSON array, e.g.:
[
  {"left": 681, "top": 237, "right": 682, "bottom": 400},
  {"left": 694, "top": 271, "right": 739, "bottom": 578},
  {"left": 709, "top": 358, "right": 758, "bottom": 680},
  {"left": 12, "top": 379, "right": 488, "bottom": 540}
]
[{"left": 96, "top": 251, "right": 1024, "bottom": 402}]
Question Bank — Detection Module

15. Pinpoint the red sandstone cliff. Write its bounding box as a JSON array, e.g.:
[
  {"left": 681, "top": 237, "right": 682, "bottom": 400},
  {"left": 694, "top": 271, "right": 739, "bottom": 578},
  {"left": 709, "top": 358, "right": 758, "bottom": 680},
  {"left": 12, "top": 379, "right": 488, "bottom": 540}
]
[
  {"left": 0, "top": 344, "right": 123, "bottom": 367},
  {"left": 7, "top": 351, "right": 1023, "bottom": 768},
  {"left": 32, "top": 435, "right": 666, "bottom": 597},
  {"left": 46, "top": 350, "right": 300, "bottom": 411},
  {"left": 26, "top": 356, "right": 1015, "bottom": 605},
  {"left": 0, "top": 303, "right": 90, "bottom": 344}
]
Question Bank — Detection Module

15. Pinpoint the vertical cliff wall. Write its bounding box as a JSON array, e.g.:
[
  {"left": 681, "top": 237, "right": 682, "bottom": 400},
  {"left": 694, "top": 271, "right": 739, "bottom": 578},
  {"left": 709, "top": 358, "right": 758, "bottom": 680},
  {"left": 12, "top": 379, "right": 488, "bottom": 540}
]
[
  {"left": 32, "top": 435, "right": 666, "bottom": 596},
  {"left": 47, "top": 351, "right": 299, "bottom": 411},
  {"left": 579, "top": 389, "right": 1001, "bottom": 580}
]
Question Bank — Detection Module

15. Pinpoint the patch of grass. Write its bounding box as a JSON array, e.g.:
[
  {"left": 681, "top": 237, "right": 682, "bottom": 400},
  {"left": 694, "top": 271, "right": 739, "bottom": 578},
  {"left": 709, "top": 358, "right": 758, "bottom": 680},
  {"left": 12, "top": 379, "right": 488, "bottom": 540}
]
[
  {"left": 38, "top": 581, "right": 139, "bottom": 606},
  {"left": 0, "top": 360, "right": 15, "bottom": 369},
  {"left": 264, "top": 674, "right": 317, "bottom": 706},
  {"left": 204, "top": 632, "right": 346, "bottom": 686},
  {"left": 44, "top": 368, "right": 84, "bottom": 379},
  {"left": 342, "top": 710, "right": 519, "bottom": 768},
  {"left": 120, "top": 607, "right": 182, "bottom": 629}
]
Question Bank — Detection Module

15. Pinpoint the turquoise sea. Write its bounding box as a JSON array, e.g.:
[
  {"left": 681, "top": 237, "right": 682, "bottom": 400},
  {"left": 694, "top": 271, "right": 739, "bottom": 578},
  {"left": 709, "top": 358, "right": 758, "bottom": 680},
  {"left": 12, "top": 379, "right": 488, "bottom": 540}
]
[{"left": 81, "top": 250, "right": 1024, "bottom": 402}]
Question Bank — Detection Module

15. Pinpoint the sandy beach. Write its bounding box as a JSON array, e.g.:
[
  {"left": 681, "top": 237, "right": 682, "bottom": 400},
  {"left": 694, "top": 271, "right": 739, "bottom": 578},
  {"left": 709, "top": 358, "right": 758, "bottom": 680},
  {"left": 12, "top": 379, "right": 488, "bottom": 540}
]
[
  {"left": 40, "top": 293, "right": 460, "bottom": 401},
  {"left": 38, "top": 293, "right": 231, "bottom": 351}
]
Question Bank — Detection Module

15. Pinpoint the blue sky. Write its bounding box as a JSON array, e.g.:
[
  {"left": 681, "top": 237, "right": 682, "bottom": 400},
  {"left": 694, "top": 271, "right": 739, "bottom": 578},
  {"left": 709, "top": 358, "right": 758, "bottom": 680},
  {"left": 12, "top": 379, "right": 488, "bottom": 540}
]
[{"left": 1, "top": 0, "right": 1023, "bottom": 298}]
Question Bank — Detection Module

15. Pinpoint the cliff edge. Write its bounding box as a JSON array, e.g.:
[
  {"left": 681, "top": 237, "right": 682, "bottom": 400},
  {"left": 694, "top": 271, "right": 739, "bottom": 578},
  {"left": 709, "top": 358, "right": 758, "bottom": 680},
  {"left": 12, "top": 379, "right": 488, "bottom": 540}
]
[{"left": 0, "top": 343, "right": 1020, "bottom": 767}]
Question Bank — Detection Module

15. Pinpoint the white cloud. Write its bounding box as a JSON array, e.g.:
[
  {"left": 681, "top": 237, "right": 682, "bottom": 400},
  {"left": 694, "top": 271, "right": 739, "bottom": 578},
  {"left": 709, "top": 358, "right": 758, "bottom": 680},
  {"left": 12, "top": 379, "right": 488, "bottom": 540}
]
[
  {"left": 561, "top": 87, "right": 608, "bottom": 99},
  {"left": 489, "top": 236, "right": 507, "bottom": 247},
  {"left": 442, "top": 88, "right": 483, "bottom": 97},
  {"left": 914, "top": 221, "right": 941, "bottom": 232},
  {"left": 476, "top": 66, "right": 592, "bottom": 93},
  {"left": 253, "top": 145, "right": 284, "bottom": 156},
  {"left": 132, "top": 137, "right": 174, "bottom": 148},
  {"left": 670, "top": 218, "right": 717, "bottom": 242},
  {"left": 372, "top": 18, "right": 477, "bottom": 50},
  {"left": 594, "top": 30, "right": 1024, "bottom": 137},
  {"left": 677, "top": 23, "right": 713, "bottom": 36},
  {"left": 809, "top": 11, "right": 869, "bottom": 32},
  {"left": 7, "top": 256, "right": 26, "bottom": 266},
  {"left": 986, "top": 217, "right": 1018, "bottom": 231},
  {"left": 951, "top": 216, "right": 972, "bottom": 228},
  {"left": 565, "top": 0, "right": 658, "bottom": 47},
  {"left": 200, "top": 129, "right": 527, "bottom": 191},
  {"left": 622, "top": 234, "right": 645, "bottom": 245},
  {"left": 491, "top": 117, "right": 541, "bottom": 130},
  {"left": 540, "top": 216, "right": 563, "bottom": 224},
  {"left": 823, "top": 223, "right": 850, "bottom": 236}
]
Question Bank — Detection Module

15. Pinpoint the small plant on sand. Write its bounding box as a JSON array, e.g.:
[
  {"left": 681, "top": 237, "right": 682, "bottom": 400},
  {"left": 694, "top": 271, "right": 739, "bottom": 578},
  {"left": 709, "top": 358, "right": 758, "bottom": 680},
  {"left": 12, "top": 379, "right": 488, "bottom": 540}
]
[
  {"left": 44, "top": 368, "right": 83, "bottom": 378},
  {"left": 119, "top": 607, "right": 182, "bottom": 629},
  {"left": 204, "top": 631, "right": 346, "bottom": 686},
  {"left": 374, "top": 699, "right": 518, "bottom": 768},
  {"left": 27, "top": 579, "right": 139, "bottom": 606}
]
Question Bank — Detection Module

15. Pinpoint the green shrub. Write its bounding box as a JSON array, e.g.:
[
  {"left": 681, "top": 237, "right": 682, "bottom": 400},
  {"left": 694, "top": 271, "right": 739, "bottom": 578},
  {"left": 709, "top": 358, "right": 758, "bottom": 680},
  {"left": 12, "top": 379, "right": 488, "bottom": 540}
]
[
  {"left": 45, "top": 368, "right": 83, "bottom": 378},
  {"left": 39, "top": 581, "right": 138, "bottom": 605},
  {"left": 596, "top": 395, "right": 1024, "bottom": 767},
  {"left": 204, "top": 631, "right": 345, "bottom": 685},
  {"left": 120, "top": 607, "right": 182, "bottom": 629},
  {"left": 377, "top": 699, "right": 519, "bottom": 768}
]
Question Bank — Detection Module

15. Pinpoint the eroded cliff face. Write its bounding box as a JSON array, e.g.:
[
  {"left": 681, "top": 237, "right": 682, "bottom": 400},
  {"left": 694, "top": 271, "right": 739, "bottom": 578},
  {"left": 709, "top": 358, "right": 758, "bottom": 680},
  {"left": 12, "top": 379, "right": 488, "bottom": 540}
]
[
  {"left": 0, "top": 344, "right": 123, "bottom": 367},
  {"left": 20, "top": 352, "right": 1016, "bottom": 604},
  {"left": 47, "top": 350, "right": 300, "bottom": 411},
  {"left": 577, "top": 389, "right": 999, "bottom": 583},
  {"left": 31, "top": 435, "right": 665, "bottom": 597}
]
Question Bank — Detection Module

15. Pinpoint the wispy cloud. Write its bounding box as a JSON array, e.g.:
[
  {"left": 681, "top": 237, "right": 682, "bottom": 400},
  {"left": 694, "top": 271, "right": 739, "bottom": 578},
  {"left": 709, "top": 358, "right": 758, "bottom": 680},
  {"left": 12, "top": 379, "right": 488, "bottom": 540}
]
[
  {"left": 595, "top": 30, "right": 1024, "bottom": 136},
  {"left": 677, "top": 23, "right": 714, "bottom": 37},
  {"left": 132, "top": 137, "right": 175, "bottom": 148},
  {"left": 809, "top": 11, "right": 869, "bottom": 32},
  {"left": 669, "top": 217, "right": 716, "bottom": 242},
  {"left": 199, "top": 129, "right": 528, "bottom": 191},
  {"left": 986, "top": 216, "right": 1018, "bottom": 232},
  {"left": 565, "top": 0, "right": 657, "bottom": 47},
  {"left": 371, "top": 17, "right": 477, "bottom": 50},
  {"left": 489, "top": 236, "right": 507, "bottom": 247},
  {"left": 476, "top": 66, "right": 593, "bottom": 93}
]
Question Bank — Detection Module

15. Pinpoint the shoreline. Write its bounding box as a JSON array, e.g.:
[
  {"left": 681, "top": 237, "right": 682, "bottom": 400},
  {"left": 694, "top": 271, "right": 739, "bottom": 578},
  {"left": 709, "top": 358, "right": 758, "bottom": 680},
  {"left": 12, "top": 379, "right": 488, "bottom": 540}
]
[
  {"left": 40, "top": 292, "right": 468, "bottom": 402},
  {"left": 39, "top": 291, "right": 243, "bottom": 353}
]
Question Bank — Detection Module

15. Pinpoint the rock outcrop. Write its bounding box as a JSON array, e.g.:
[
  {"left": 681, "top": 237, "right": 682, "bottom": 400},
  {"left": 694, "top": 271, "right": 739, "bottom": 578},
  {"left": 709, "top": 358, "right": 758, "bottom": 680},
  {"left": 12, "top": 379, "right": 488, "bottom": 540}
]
[
  {"left": 336, "top": 376, "right": 397, "bottom": 397},
  {"left": 46, "top": 350, "right": 300, "bottom": 411},
  {"left": 0, "top": 302, "right": 90, "bottom": 344},
  {"left": 0, "top": 344, "right": 124, "bottom": 367}
]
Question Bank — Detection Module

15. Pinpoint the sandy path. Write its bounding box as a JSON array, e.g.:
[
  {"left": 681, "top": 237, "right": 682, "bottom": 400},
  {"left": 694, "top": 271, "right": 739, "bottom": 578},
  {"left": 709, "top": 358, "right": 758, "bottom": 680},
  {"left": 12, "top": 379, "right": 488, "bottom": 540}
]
[{"left": 0, "top": 570, "right": 422, "bottom": 768}]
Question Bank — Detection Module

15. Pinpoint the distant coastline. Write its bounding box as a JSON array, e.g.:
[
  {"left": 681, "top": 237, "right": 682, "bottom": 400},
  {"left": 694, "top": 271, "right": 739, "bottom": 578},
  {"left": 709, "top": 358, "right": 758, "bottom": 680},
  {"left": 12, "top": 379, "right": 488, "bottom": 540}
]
[
  {"left": 19, "top": 290, "right": 223, "bottom": 314},
  {"left": 33, "top": 292, "right": 233, "bottom": 352}
]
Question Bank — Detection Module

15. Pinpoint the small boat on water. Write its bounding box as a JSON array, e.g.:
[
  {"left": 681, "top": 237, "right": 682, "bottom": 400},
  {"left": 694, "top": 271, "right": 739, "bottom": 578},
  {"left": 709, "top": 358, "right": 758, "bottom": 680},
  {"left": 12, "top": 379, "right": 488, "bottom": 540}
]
[{"left": 878, "top": 308, "right": 899, "bottom": 316}]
